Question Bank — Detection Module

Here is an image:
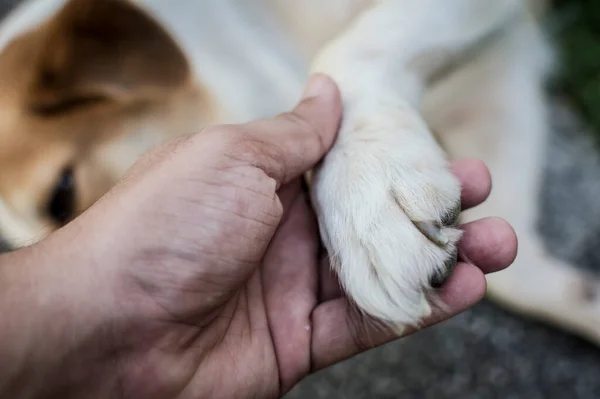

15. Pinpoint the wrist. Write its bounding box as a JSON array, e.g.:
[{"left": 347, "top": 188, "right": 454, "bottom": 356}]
[{"left": 0, "top": 233, "right": 123, "bottom": 398}]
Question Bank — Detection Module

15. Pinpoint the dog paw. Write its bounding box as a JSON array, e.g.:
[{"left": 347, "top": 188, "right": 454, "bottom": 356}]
[{"left": 311, "top": 108, "right": 462, "bottom": 329}]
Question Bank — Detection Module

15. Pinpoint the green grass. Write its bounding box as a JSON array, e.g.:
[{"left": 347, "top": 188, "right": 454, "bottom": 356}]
[{"left": 551, "top": 0, "right": 600, "bottom": 135}]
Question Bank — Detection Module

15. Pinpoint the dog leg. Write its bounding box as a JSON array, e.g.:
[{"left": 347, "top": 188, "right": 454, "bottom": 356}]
[
  {"left": 308, "top": 0, "right": 523, "bottom": 330},
  {"left": 427, "top": 21, "right": 600, "bottom": 345}
]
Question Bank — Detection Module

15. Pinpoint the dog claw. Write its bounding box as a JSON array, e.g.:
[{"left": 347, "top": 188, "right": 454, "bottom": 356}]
[
  {"left": 430, "top": 248, "right": 458, "bottom": 288},
  {"left": 442, "top": 202, "right": 461, "bottom": 227},
  {"left": 414, "top": 210, "right": 460, "bottom": 288},
  {"left": 414, "top": 220, "right": 449, "bottom": 247}
]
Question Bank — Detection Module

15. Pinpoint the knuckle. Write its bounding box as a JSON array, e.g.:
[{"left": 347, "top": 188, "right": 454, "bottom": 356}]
[
  {"left": 280, "top": 110, "right": 313, "bottom": 133},
  {"left": 206, "top": 127, "right": 268, "bottom": 164},
  {"left": 236, "top": 136, "right": 282, "bottom": 167},
  {"left": 201, "top": 125, "right": 287, "bottom": 184},
  {"left": 251, "top": 139, "right": 286, "bottom": 182},
  {"left": 279, "top": 111, "right": 326, "bottom": 153}
]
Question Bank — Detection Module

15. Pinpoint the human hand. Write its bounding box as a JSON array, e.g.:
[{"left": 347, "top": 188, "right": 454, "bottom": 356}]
[{"left": 0, "top": 75, "right": 517, "bottom": 399}]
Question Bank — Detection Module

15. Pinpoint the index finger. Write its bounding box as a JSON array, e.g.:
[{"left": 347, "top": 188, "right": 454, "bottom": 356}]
[{"left": 452, "top": 158, "right": 492, "bottom": 210}]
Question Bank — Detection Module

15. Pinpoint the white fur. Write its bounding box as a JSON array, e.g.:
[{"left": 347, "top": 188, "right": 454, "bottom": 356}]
[{"left": 308, "top": 0, "right": 523, "bottom": 328}]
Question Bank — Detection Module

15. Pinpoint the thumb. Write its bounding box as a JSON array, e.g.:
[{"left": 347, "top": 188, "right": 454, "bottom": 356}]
[{"left": 242, "top": 74, "right": 342, "bottom": 187}]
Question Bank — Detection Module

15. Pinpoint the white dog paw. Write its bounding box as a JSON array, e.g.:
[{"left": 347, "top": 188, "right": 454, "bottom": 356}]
[{"left": 311, "top": 108, "right": 462, "bottom": 328}]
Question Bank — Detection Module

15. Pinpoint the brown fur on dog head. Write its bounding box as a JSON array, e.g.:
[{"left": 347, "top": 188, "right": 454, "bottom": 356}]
[{"left": 0, "top": 0, "right": 217, "bottom": 246}]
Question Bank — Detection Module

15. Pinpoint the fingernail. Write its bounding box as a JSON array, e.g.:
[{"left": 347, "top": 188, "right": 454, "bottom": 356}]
[{"left": 302, "top": 74, "right": 329, "bottom": 100}]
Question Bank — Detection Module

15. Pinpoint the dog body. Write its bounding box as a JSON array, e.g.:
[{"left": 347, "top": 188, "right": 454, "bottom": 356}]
[{"left": 2, "top": 0, "right": 600, "bottom": 344}]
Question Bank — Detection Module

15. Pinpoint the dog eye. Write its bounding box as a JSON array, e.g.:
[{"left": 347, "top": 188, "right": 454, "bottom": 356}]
[{"left": 47, "top": 167, "right": 76, "bottom": 225}]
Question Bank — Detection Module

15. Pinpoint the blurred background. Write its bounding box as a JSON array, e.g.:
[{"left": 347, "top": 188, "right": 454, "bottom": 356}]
[{"left": 2, "top": 0, "right": 600, "bottom": 397}]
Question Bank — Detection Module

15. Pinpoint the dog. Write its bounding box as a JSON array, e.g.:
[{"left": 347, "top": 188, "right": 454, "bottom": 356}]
[{"left": 1, "top": 0, "right": 599, "bottom": 344}]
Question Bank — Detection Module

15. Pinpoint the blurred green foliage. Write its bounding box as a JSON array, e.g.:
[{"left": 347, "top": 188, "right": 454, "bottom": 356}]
[{"left": 552, "top": 0, "right": 600, "bottom": 134}]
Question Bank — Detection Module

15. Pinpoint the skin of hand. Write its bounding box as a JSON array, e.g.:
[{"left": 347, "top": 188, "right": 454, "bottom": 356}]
[{"left": 0, "top": 75, "right": 517, "bottom": 399}]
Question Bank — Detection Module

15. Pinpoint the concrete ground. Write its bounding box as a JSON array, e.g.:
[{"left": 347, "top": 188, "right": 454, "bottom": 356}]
[{"left": 2, "top": 1, "right": 600, "bottom": 397}]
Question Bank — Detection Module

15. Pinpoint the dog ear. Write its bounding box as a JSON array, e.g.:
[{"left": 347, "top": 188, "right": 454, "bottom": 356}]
[{"left": 28, "top": 0, "right": 190, "bottom": 115}]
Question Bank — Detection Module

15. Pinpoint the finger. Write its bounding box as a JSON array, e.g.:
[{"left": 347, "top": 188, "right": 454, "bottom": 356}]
[
  {"left": 310, "top": 262, "right": 485, "bottom": 371},
  {"left": 451, "top": 158, "right": 492, "bottom": 210},
  {"left": 398, "top": 263, "right": 487, "bottom": 336},
  {"left": 278, "top": 180, "right": 303, "bottom": 213},
  {"left": 318, "top": 255, "right": 343, "bottom": 301},
  {"left": 262, "top": 184, "right": 321, "bottom": 387},
  {"left": 458, "top": 217, "right": 518, "bottom": 274},
  {"left": 427, "top": 262, "right": 487, "bottom": 323},
  {"left": 242, "top": 74, "right": 342, "bottom": 187}
]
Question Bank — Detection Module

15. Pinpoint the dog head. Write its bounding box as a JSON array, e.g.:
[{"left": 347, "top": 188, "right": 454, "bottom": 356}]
[{"left": 0, "top": 0, "right": 218, "bottom": 248}]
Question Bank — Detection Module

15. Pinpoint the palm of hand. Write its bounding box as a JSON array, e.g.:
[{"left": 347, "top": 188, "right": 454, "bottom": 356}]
[
  {"left": 184, "top": 180, "right": 334, "bottom": 398},
  {"left": 123, "top": 179, "right": 327, "bottom": 399},
  {"left": 114, "top": 150, "right": 507, "bottom": 399}
]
